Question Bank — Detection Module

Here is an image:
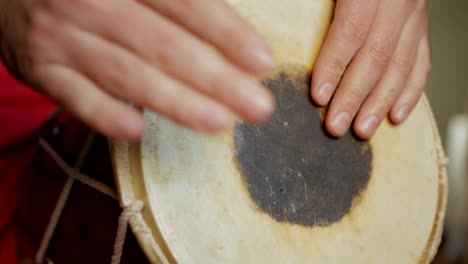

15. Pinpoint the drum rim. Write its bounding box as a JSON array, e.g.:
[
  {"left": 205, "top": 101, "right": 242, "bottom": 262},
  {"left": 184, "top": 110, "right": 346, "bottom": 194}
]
[{"left": 417, "top": 94, "right": 448, "bottom": 263}]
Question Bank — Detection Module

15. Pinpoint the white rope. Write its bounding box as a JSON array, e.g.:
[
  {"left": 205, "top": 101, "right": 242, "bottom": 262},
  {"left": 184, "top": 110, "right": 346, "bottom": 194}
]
[
  {"left": 34, "top": 177, "right": 74, "bottom": 264},
  {"left": 38, "top": 138, "right": 118, "bottom": 200},
  {"left": 35, "top": 132, "right": 139, "bottom": 264},
  {"left": 35, "top": 132, "right": 96, "bottom": 263},
  {"left": 111, "top": 201, "right": 145, "bottom": 264}
]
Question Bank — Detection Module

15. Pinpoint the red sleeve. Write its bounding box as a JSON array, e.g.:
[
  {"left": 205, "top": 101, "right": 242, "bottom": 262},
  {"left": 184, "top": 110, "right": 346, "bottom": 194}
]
[
  {"left": 0, "top": 61, "right": 58, "bottom": 264},
  {"left": 0, "top": 63, "right": 58, "bottom": 148}
]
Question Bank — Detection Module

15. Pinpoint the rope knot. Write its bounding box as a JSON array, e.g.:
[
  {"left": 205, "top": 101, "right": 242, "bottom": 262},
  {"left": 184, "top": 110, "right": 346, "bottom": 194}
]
[
  {"left": 120, "top": 200, "right": 144, "bottom": 219},
  {"left": 111, "top": 200, "right": 145, "bottom": 264}
]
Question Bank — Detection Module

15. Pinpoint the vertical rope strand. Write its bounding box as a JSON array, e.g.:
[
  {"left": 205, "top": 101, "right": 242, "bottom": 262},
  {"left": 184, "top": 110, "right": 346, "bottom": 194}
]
[{"left": 35, "top": 132, "right": 96, "bottom": 263}]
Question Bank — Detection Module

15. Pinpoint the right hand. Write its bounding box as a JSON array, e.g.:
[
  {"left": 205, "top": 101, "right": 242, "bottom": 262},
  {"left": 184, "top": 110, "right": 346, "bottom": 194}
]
[{"left": 0, "top": 0, "right": 276, "bottom": 141}]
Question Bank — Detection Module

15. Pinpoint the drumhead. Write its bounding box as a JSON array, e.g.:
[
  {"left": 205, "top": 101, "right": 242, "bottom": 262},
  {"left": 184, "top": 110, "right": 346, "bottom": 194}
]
[{"left": 110, "top": 1, "right": 447, "bottom": 263}]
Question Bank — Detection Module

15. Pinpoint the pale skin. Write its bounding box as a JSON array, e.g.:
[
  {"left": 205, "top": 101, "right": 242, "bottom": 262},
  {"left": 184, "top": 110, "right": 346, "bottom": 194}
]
[
  {"left": 312, "top": 0, "right": 431, "bottom": 139},
  {"left": 0, "top": 0, "right": 431, "bottom": 141}
]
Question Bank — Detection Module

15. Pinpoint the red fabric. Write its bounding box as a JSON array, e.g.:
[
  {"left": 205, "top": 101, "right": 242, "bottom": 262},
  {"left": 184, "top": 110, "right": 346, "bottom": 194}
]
[
  {"left": 0, "top": 61, "right": 58, "bottom": 264},
  {"left": 0, "top": 65, "right": 57, "bottom": 148},
  {"left": 0, "top": 145, "right": 37, "bottom": 263}
]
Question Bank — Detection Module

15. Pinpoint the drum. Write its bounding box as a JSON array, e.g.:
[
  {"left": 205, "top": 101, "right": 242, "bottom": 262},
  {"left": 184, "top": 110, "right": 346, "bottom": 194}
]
[
  {"left": 110, "top": 0, "right": 448, "bottom": 264},
  {"left": 17, "top": 0, "right": 447, "bottom": 263}
]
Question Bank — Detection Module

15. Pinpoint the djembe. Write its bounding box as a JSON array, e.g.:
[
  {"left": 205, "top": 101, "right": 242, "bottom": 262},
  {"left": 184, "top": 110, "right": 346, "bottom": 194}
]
[{"left": 18, "top": 0, "right": 447, "bottom": 263}]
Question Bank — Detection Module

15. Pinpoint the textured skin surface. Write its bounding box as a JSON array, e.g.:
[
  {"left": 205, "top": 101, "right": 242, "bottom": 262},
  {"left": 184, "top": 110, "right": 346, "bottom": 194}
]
[{"left": 234, "top": 72, "right": 372, "bottom": 227}]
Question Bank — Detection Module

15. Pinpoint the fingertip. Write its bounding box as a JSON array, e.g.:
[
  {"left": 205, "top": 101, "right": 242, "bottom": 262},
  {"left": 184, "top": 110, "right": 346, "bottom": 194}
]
[
  {"left": 325, "top": 123, "right": 344, "bottom": 138},
  {"left": 313, "top": 82, "right": 334, "bottom": 106},
  {"left": 354, "top": 115, "right": 379, "bottom": 140},
  {"left": 389, "top": 104, "right": 410, "bottom": 124},
  {"left": 198, "top": 104, "right": 235, "bottom": 134},
  {"left": 353, "top": 126, "right": 369, "bottom": 140},
  {"left": 245, "top": 86, "right": 276, "bottom": 123},
  {"left": 257, "top": 89, "right": 276, "bottom": 121},
  {"left": 107, "top": 107, "right": 146, "bottom": 141},
  {"left": 325, "top": 112, "right": 351, "bottom": 138}
]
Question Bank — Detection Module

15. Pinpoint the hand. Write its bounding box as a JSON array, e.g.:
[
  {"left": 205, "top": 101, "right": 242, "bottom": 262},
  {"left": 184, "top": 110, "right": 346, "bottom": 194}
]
[
  {"left": 311, "top": 0, "right": 431, "bottom": 139},
  {"left": 0, "top": 0, "right": 275, "bottom": 141}
]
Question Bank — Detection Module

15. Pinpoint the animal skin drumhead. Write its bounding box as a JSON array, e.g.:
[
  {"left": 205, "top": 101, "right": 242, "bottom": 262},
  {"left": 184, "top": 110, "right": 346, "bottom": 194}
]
[{"left": 110, "top": 0, "right": 447, "bottom": 263}]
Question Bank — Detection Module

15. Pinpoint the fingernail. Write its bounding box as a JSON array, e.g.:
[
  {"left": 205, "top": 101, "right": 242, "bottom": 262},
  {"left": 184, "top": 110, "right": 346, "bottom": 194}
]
[
  {"left": 317, "top": 82, "right": 334, "bottom": 105},
  {"left": 360, "top": 115, "right": 378, "bottom": 136},
  {"left": 332, "top": 112, "right": 351, "bottom": 135},
  {"left": 396, "top": 104, "right": 410, "bottom": 122}
]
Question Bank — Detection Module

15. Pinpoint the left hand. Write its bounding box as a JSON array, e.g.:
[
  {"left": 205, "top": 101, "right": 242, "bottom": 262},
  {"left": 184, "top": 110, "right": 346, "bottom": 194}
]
[{"left": 311, "top": 0, "right": 431, "bottom": 139}]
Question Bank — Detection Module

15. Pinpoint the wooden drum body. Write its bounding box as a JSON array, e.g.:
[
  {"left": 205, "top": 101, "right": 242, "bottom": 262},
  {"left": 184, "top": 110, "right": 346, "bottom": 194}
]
[{"left": 111, "top": 1, "right": 448, "bottom": 263}]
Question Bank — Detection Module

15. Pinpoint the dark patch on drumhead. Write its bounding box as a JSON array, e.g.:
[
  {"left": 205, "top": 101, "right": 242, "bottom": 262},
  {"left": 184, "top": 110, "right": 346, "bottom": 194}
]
[{"left": 234, "top": 72, "right": 372, "bottom": 227}]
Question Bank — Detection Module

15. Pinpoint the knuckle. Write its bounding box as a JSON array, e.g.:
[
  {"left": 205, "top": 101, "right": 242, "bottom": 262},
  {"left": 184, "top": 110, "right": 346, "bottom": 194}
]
[
  {"left": 341, "top": 17, "right": 368, "bottom": 42},
  {"left": 384, "top": 85, "right": 401, "bottom": 100},
  {"left": 107, "top": 57, "right": 138, "bottom": 95},
  {"left": 367, "top": 41, "right": 393, "bottom": 69},
  {"left": 326, "top": 55, "right": 347, "bottom": 75},
  {"left": 27, "top": 10, "right": 68, "bottom": 66},
  {"left": 346, "top": 87, "right": 368, "bottom": 104},
  {"left": 28, "top": 10, "right": 54, "bottom": 38},
  {"left": 193, "top": 57, "right": 227, "bottom": 95},
  {"left": 204, "top": 68, "right": 225, "bottom": 96},
  {"left": 392, "top": 55, "right": 413, "bottom": 73},
  {"left": 145, "top": 30, "right": 181, "bottom": 64},
  {"left": 152, "top": 42, "right": 178, "bottom": 67},
  {"left": 27, "top": 12, "right": 55, "bottom": 62}
]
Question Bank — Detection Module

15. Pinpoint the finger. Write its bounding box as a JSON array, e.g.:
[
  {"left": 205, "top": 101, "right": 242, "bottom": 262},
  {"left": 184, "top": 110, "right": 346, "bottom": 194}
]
[
  {"left": 138, "top": 0, "right": 274, "bottom": 73},
  {"left": 325, "top": 0, "right": 416, "bottom": 137},
  {"left": 353, "top": 10, "right": 424, "bottom": 139},
  {"left": 44, "top": 0, "right": 275, "bottom": 123},
  {"left": 34, "top": 64, "right": 146, "bottom": 141},
  {"left": 50, "top": 21, "right": 235, "bottom": 133},
  {"left": 311, "top": 0, "right": 380, "bottom": 105},
  {"left": 390, "top": 35, "right": 431, "bottom": 124}
]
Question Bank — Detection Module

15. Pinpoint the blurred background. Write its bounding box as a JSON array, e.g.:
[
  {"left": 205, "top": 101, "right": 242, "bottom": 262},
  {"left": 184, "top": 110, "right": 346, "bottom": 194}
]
[{"left": 426, "top": 0, "right": 468, "bottom": 263}]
